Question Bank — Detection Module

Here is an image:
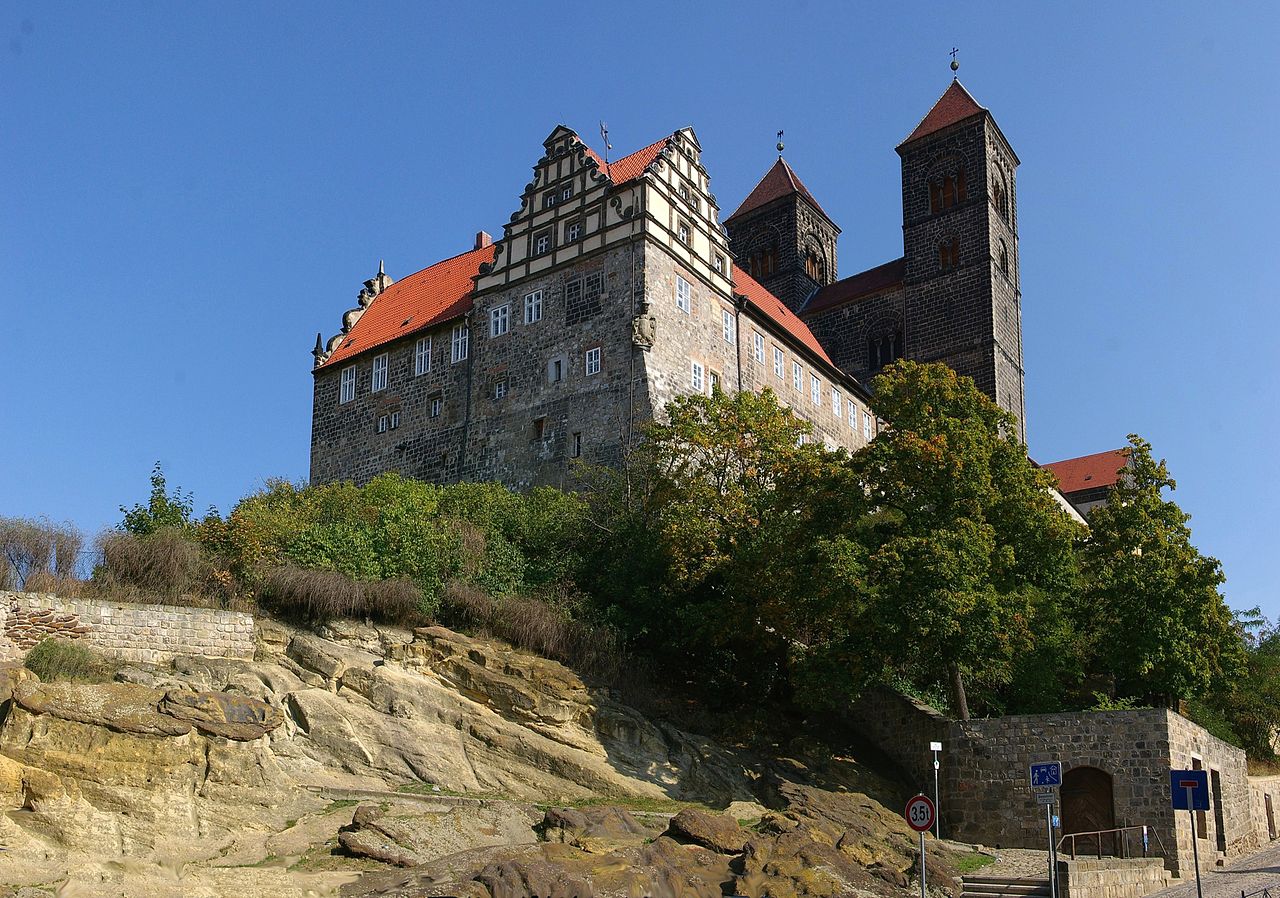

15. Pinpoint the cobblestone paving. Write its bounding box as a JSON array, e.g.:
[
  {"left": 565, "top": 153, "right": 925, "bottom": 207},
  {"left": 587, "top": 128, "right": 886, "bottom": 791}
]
[
  {"left": 940, "top": 841, "right": 1050, "bottom": 879},
  {"left": 1149, "top": 841, "right": 1280, "bottom": 898}
]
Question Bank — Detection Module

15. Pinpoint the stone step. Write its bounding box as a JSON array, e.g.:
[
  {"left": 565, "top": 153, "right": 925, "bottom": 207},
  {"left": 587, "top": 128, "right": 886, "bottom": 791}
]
[{"left": 961, "top": 875, "right": 1052, "bottom": 898}]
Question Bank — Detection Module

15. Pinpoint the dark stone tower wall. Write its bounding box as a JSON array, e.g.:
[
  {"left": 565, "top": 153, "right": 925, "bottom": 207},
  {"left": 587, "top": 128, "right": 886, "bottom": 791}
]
[
  {"left": 725, "top": 195, "right": 840, "bottom": 313},
  {"left": 898, "top": 114, "right": 1025, "bottom": 441}
]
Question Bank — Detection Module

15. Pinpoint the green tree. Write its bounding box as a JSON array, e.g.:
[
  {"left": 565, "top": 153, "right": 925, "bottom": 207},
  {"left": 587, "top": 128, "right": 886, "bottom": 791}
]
[
  {"left": 1078, "top": 435, "right": 1243, "bottom": 706},
  {"left": 119, "top": 462, "right": 196, "bottom": 536},
  {"left": 847, "top": 361, "right": 1082, "bottom": 719}
]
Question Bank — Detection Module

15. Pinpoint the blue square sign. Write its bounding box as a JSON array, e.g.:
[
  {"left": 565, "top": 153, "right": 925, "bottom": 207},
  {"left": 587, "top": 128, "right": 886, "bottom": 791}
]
[
  {"left": 1030, "top": 762, "right": 1062, "bottom": 788},
  {"left": 1171, "top": 769, "right": 1210, "bottom": 810}
]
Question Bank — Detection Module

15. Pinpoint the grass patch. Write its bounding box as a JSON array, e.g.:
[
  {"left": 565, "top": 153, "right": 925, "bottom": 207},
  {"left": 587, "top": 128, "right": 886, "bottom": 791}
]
[
  {"left": 23, "top": 637, "right": 118, "bottom": 684},
  {"left": 556, "top": 795, "right": 714, "bottom": 815},
  {"left": 324, "top": 799, "right": 361, "bottom": 811},
  {"left": 952, "top": 851, "right": 997, "bottom": 874}
]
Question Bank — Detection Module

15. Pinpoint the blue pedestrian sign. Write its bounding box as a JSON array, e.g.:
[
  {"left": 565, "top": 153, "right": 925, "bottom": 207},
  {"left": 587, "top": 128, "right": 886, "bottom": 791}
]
[
  {"left": 1171, "top": 769, "right": 1209, "bottom": 811},
  {"left": 1030, "top": 762, "right": 1062, "bottom": 788}
]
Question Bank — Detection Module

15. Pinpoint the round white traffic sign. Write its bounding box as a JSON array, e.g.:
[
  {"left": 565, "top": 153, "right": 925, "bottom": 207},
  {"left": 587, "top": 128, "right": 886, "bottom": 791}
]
[{"left": 905, "top": 794, "right": 935, "bottom": 832}]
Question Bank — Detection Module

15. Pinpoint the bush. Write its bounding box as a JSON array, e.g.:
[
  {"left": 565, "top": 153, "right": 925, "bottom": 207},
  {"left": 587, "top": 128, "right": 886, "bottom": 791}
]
[
  {"left": 24, "top": 637, "right": 117, "bottom": 683},
  {"left": 0, "top": 517, "right": 84, "bottom": 590},
  {"left": 261, "top": 565, "right": 424, "bottom": 625},
  {"left": 95, "top": 529, "right": 212, "bottom": 600}
]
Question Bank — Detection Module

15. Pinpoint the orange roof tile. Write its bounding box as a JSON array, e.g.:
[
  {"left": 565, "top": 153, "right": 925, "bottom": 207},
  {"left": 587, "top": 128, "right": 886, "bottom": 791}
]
[
  {"left": 899, "top": 80, "right": 986, "bottom": 147},
  {"left": 319, "top": 244, "right": 496, "bottom": 368},
  {"left": 732, "top": 266, "right": 834, "bottom": 367},
  {"left": 1041, "top": 449, "right": 1130, "bottom": 495},
  {"left": 725, "top": 158, "right": 833, "bottom": 224},
  {"left": 803, "top": 258, "right": 905, "bottom": 315},
  {"left": 583, "top": 136, "right": 670, "bottom": 185}
]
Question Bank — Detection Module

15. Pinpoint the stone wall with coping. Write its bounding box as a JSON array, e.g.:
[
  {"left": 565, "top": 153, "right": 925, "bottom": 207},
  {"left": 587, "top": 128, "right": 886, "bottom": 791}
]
[
  {"left": 1247, "top": 774, "right": 1280, "bottom": 847},
  {"left": 2, "top": 591, "right": 254, "bottom": 664},
  {"left": 1057, "top": 857, "right": 1172, "bottom": 898}
]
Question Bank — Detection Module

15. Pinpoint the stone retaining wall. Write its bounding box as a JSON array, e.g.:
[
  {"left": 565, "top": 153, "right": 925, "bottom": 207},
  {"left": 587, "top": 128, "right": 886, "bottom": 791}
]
[
  {"left": 2, "top": 591, "right": 254, "bottom": 664},
  {"left": 1057, "top": 857, "right": 1172, "bottom": 898},
  {"left": 1248, "top": 774, "right": 1280, "bottom": 847}
]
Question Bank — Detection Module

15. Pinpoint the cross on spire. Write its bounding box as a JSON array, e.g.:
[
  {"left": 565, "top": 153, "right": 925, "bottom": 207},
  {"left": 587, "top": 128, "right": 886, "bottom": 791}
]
[{"left": 950, "top": 47, "right": 959, "bottom": 76}]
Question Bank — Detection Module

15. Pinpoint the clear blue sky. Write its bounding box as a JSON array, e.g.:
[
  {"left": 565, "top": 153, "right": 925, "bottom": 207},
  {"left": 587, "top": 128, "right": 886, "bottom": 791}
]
[{"left": 3, "top": 3, "right": 1277, "bottom": 618}]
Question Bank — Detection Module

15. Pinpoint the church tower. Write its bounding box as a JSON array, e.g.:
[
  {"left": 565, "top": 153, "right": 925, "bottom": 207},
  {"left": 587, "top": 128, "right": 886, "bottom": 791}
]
[
  {"left": 724, "top": 155, "right": 840, "bottom": 313},
  {"left": 897, "top": 80, "right": 1025, "bottom": 441}
]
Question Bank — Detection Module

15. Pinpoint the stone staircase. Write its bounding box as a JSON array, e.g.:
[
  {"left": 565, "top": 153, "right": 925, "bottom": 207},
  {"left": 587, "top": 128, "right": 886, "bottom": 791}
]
[{"left": 960, "top": 875, "right": 1052, "bottom": 898}]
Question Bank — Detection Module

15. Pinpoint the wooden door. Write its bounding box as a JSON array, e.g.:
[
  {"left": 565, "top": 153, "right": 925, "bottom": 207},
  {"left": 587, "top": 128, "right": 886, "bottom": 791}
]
[{"left": 1061, "top": 766, "right": 1116, "bottom": 855}]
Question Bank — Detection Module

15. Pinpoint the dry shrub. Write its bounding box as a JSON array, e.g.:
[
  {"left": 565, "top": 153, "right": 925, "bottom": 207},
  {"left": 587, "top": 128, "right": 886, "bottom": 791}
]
[
  {"left": 96, "top": 529, "right": 209, "bottom": 599},
  {"left": 0, "top": 517, "right": 83, "bottom": 589},
  {"left": 262, "top": 565, "right": 423, "bottom": 625},
  {"left": 22, "top": 571, "right": 86, "bottom": 597}
]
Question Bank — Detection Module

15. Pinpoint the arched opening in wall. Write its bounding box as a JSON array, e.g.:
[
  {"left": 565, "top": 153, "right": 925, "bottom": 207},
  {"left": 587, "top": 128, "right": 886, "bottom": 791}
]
[
  {"left": 805, "top": 247, "right": 826, "bottom": 282},
  {"left": 1061, "top": 766, "right": 1116, "bottom": 855}
]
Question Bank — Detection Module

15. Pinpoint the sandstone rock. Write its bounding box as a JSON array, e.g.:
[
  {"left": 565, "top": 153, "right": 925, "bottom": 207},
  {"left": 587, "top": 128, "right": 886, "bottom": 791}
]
[
  {"left": 13, "top": 681, "right": 192, "bottom": 737},
  {"left": 0, "top": 661, "right": 36, "bottom": 703},
  {"left": 539, "top": 804, "right": 652, "bottom": 851},
  {"left": 159, "top": 688, "right": 284, "bottom": 740},
  {"left": 665, "top": 806, "right": 747, "bottom": 854}
]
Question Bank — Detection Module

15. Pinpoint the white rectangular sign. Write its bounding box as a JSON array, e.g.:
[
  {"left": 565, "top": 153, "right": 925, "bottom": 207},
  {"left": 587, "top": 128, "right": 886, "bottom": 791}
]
[{"left": 930, "top": 742, "right": 943, "bottom": 752}]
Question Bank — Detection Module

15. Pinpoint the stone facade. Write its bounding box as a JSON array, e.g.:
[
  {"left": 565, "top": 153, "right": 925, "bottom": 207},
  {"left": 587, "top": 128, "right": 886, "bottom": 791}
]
[
  {"left": 2, "top": 591, "right": 254, "bottom": 664},
  {"left": 1057, "top": 858, "right": 1172, "bottom": 898}
]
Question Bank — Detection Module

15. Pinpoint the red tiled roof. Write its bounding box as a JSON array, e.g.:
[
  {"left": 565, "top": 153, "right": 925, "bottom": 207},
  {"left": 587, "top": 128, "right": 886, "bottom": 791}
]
[
  {"left": 802, "top": 258, "right": 905, "bottom": 315},
  {"left": 732, "top": 266, "right": 834, "bottom": 367},
  {"left": 1041, "top": 449, "right": 1130, "bottom": 496},
  {"left": 319, "top": 244, "right": 497, "bottom": 368},
  {"left": 583, "top": 136, "right": 670, "bottom": 185},
  {"left": 899, "top": 80, "right": 986, "bottom": 147},
  {"left": 725, "top": 158, "right": 833, "bottom": 224}
]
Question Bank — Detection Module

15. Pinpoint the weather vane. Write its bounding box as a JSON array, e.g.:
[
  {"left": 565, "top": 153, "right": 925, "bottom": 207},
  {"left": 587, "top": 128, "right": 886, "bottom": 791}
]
[
  {"left": 776, "top": 129, "right": 784, "bottom": 157},
  {"left": 950, "top": 47, "right": 959, "bottom": 76}
]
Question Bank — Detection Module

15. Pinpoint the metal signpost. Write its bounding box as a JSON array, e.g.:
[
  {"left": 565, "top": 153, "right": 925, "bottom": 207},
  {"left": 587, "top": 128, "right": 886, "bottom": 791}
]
[
  {"left": 1171, "top": 769, "right": 1210, "bottom": 898},
  {"left": 930, "top": 741, "right": 943, "bottom": 839},
  {"left": 905, "top": 794, "right": 936, "bottom": 898},
  {"left": 1030, "top": 762, "right": 1063, "bottom": 898}
]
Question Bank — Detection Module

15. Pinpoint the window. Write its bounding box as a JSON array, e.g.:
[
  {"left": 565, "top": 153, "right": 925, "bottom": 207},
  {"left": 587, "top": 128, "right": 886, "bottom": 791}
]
[
  {"left": 753, "top": 332, "right": 765, "bottom": 363},
  {"left": 677, "top": 220, "right": 691, "bottom": 246},
  {"left": 675, "top": 275, "right": 691, "bottom": 313},
  {"left": 850, "top": 402, "right": 858, "bottom": 430},
  {"left": 678, "top": 183, "right": 690, "bottom": 201},
  {"left": 371, "top": 353, "right": 388, "bottom": 392},
  {"left": 805, "top": 250, "right": 826, "bottom": 282},
  {"left": 713, "top": 254, "right": 725, "bottom": 274},
  {"left": 721, "top": 308, "right": 736, "bottom": 344},
  {"left": 414, "top": 336, "right": 432, "bottom": 376},
  {"left": 489, "top": 304, "right": 510, "bottom": 337},
  {"left": 524, "top": 290, "right": 543, "bottom": 324},
  {"left": 832, "top": 389, "right": 841, "bottom": 416},
  {"left": 571, "top": 432, "right": 582, "bottom": 458},
  {"left": 691, "top": 360, "right": 705, "bottom": 392},
  {"left": 762, "top": 247, "right": 775, "bottom": 277},
  {"left": 533, "top": 417, "right": 547, "bottom": 441},
  {"left": 810, "top": 374, "right": 821, "bottom": 406},
  {"left": 863, "top": 410, "right": 873, "bottom": 442},
  {"left": 565, "top": 220, "right": 582, "bottom": 243},
  {"left": 792, "top": 361, "right": 803, "bottom": 391},
  {"left": 930, "top": 167, "right": 967, "bottom": 214},
  {"left": 939, "top": 238, "right": 960, "bottom": 272},
  {"left": 709, "top": 370, "right": 721, "bottom": 392},
  {"left": 390, "top": 411, "right": 400, "bottom": 430},
  {"left": 339, "top": 365, "right": 356, "bottom": 403},
  {"left": 451, "top": 324, "right": 469, "bottom": 362},
  {"left": 430, "top": 396, "right": 443, "bottom": 418},
  {"left": 992, "top": 171, "right": 1009, "bottom": 220},
  {"left": 549, "top": 357, "right": 564, "bottom": 383},
  {"left": 773, "top": 347, "right": 784, "bottom": 378},
  {"left": 377, "top": 414, "right": 388, "bottom": 433},
  {"left": 494, "top": 379, "right": 508, "bottom": 400},
  {"left": 561, "top": 184, "right": 573, "bottom": 202},
  {"left": 585, "top": 347, "right": 601, "bottom": 376},
  {"left": 534, "top": 231, "right": 551, "bottom": 256},
  {"left": 998, "top": 239, "right": 1009, "bottom": 275},
  {"left": 542, "top": 191, "right": 557, "bottom": 209},
  {"left": 869, "top": 330, "right": 903, "bottom": 369}
]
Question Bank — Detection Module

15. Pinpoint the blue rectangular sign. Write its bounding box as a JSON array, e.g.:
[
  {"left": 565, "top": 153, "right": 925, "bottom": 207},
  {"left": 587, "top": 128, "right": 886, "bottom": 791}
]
[
  {"left": 1030, "top": 762, "right": 1062, "bottom": 788},
  {"left": 1171, "top": 769, "right": 1209, "bottom": 810}
]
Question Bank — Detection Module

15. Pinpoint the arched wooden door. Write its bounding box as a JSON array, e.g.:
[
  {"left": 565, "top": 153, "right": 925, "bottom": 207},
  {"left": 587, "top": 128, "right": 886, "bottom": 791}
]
[{"left": 1061, "top": 766, "right": 1116, "bottom": 855}]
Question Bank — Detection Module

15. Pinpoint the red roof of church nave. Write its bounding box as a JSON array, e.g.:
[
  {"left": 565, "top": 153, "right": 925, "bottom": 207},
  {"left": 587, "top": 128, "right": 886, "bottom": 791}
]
[
  {"left": 1040, "top": 449, "right": 1129, "bottom": 495},
  {"left": 899, "top": 80, "right": 986, "bottom": 147}
]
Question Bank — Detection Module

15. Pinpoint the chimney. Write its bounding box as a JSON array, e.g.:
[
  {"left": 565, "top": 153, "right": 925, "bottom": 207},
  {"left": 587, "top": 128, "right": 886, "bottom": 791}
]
[{"left": 475, "top": 231, "right": 493, "bottom": 250}]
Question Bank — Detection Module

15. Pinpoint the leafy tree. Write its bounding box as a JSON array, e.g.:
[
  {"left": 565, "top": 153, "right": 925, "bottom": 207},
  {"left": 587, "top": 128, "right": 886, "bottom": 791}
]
[
  {"left": 1211, "top": 613, "right": 1280, "bottom": 757},
  {"left": 847, "top": 361, "right": 1082, "bottom": 719},
  {"left": 1078, "top": 435, "right": 1243, "bottom": 706},
  {"left": 119, "top": 462, "right": 196, "bottom": 536}
]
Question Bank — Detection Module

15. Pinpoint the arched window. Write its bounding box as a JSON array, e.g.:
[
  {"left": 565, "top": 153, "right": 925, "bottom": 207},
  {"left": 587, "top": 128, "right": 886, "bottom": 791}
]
[
  {"left": 929, "top": 163, "right": 966, "bottom": 215},
  {"left": 805, "top": 249, "right": 825, "bottom": 282},
  {"left": 762, "top": 246, "right": 776, "bottom": 277},
  {"left": 992, "top": 170, "right": 1010, "bottom": 221},
  {"left": 998, "top": 238, "right": 1009, "bottom": 275},
  {"left": 867, "top": 328, "right": 904, "bottom": 370},
  {"left": 939, "top": 238, "right": 960, "bottom": 272}
]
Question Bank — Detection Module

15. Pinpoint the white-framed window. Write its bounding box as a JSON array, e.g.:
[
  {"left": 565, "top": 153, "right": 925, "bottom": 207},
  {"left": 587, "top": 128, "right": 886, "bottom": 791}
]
[
  {"left": 675, "top": 275, "right": 691, "bottom": 313},
  {"left": 713, "top": 254, "right": 725, "bottom": 274},
  {"left": 691, "top": 360, "right": 705, "bottom": 392},
  {"left": 585, "top": 347, "right": 601, "bottom": 376},
  {"left": 773, "top": 347, "right": 784, "bottom": 378},
  {"left": 832, "top": 389, "right": 842, "bottom": 416},
  {"left": 709, "top": 370, "right": 721, "bottom": 393},
  {"left": 565, "top": 220, "right": 582, "bottom": 243},
  {"left": 863, "top": 410, "right": 873, "bottom": 441},
  {"left": 679, "top": 183, "right": 690, "bottom": 201},
  {"left": 753, "top": 332, "right": 765, "bottom": 363},
  {"left": 371, "top": 353, "right": 388, "bottom": 392},
  {"left": 524, "top": 290, "right": 543, "bottom": 324},
  {"left": 677, "top": 220, "right": 691, "bottom": 245},
  {"left": 377, "top": 414, "right": 388, "bottom": 433},
  {"left": 451, "top": 324, "right": 469, "bottom": 362},
  {"left": 721, "top": 308, "right": 736, "bottom": 344},
  {"left": 339, "top": 365, "right": 356, "bottom": 404},
  {"left": 430, "top": 397, "right": 443, "bottom": 418},
  {"left": 793, "top": 361, "right": 803, "bottom": 392},
  {"left": 561, "top": 184, "right": 573, "bottom": 202},
  {"left": 414, "top": 336, "right": 432, "bottom": 376},
  {"left": 534, "top": 231, "right": 551, "bottom": 255},
  {"left": 489, "top": 304, "right": 509, "bottom": 337},
  {"left": 494, "top": 379, "right": 507, "bottom": 399},
  {"left": 810, "top": 373, "right": 820, "bottom": 406},
  {"left": 571, "top": 432, "right": 582, "bottom": 458},
  {"left": 390, "top": 411, "right": 400, "bottom": 429},
  {"left": 850, "top": 402, "right": 858, "bottom": 430},
  {"left": 542, "top": 192, "right": 557, "bottom": 209}
]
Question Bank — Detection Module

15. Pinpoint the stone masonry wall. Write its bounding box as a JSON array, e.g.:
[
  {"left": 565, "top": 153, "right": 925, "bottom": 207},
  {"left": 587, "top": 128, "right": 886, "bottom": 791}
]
[
  {"left": 845, "top": 686, "right": 950, "bottom": 796},
  {"left": 1247, "top": 775, "right": 1280, "bottom": 847},
  {"left": 2, "top": 591, "right": 254, "bottom": 664},
  {"left": 1057, "top": 858, "right": 1171, "bottom": 898}
]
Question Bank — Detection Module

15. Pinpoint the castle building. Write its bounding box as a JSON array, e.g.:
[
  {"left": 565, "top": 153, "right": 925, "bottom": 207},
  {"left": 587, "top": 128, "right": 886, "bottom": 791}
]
[{"left": 308, "top": 79, "right": 1024, "bottom": 487}]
